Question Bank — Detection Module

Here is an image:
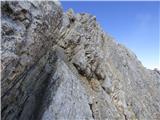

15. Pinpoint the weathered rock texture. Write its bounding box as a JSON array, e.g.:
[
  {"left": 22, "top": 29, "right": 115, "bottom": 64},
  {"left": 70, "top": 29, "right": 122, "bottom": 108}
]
[
  {"left": 1, "top": 1, "right": 160, "bottom": 120},
  {"left": 1, "top": 1, "right": 62, "bottom": 120}
]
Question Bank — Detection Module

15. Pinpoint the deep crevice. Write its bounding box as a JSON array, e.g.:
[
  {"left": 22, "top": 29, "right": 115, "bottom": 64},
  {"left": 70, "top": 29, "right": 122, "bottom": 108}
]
[
  {"left": 89, "top": 103, "right": 95, "bottom": 119},
  {"left": 124, "top": 113, "right": 127, "bottom": 120}
]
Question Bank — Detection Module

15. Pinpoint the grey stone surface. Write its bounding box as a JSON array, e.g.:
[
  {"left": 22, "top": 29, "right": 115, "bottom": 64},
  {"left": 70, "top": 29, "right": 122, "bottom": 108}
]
[
  {"left": 41, "top": 59, "right": 93, "bottom": 120},
  {"left": 57, "top": 8, "right": 160, "bottom": 120},
  {"left": 1, "top": 1, "right": 62, "bottom": 120},
  {"left": 1, "top": 1, "right": 160, "bottom": 120}
]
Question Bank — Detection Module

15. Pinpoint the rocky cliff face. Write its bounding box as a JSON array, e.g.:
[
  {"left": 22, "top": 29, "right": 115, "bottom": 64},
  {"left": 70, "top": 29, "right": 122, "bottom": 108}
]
[{"left": 1, "top": 1, "right": 160, "bottom": 120}]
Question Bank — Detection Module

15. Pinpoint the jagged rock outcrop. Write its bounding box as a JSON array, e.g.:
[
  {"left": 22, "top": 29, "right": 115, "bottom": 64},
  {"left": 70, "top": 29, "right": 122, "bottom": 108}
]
[{"left": 1, "top": 1, "right": 160, "bottom": 120}]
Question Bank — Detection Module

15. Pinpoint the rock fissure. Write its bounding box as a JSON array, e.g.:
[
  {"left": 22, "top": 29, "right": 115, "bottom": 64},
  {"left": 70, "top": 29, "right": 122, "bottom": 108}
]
[{"left": 89, "top": 103, "right": 95, "bottom": 119}]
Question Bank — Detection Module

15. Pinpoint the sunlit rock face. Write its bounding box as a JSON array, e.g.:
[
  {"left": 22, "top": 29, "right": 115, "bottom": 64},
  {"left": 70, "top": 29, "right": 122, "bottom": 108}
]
[{"left": 1, "top": 1, "right": 160, "bottom": 120}]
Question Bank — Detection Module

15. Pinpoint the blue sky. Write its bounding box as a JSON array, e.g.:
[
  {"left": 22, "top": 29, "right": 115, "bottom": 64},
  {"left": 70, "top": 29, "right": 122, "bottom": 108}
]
[{"left": 61, "top": 1, "right": 159, "bottom": 70}]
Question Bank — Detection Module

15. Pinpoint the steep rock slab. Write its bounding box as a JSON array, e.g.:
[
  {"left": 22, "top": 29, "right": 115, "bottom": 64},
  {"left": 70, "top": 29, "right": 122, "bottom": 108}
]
[
  {"left": 1, "top": 1, "right": 62, "bottom": 120},
  {"left": 40, "top": 58, "right": 93, "bottom": 120}
]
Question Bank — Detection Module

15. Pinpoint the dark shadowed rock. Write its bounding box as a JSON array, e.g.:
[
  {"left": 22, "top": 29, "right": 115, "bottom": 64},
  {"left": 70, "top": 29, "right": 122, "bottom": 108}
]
[{"left": 1, "top": 1, "right": 62, "bottom": 120}]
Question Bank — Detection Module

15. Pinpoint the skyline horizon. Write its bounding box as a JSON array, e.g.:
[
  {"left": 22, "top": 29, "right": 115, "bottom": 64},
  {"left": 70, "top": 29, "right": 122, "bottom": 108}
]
[{"left": 62, "top": 1, "right": 159, "bottom": 70}]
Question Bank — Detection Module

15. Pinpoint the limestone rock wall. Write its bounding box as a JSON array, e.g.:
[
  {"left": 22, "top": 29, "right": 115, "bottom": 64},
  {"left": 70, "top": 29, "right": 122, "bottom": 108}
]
[
  {"left": 1, "top": 1, "right": 62, "bottom": 120},
  {"left": 1, "top": 1, "right": 160, "bottom": 120},
  {"left": 58, "top": 9, "right": 160, "bottom": 120}
]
